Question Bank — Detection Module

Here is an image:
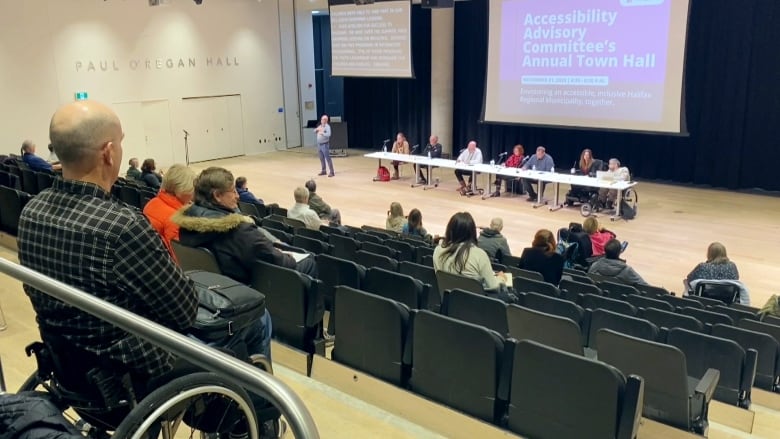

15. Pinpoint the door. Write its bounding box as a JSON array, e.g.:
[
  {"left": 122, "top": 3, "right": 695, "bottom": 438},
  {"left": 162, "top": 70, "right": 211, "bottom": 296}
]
[
  {"left": 181, "top": 95, "right": 245, "bottom": 163},
  {"left": 141, "top": 100, "right": 174, "bottom": 166}
]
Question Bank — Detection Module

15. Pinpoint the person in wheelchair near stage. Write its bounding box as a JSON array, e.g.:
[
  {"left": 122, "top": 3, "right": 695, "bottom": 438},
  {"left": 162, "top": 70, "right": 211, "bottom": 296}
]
[
  {"left": 17, "top": 101, "right": 282, "bottom": 438},
  {"left": 598, "top": 158, "right": 631, "bottom": 210},
  {"left": 565, "top": 148, "right": 604, "bottom": 207}
]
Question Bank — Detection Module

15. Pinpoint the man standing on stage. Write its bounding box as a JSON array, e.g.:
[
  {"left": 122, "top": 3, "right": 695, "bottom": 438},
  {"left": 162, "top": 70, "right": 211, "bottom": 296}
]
[{"left": 316, "top": 114, "right": 335, "bottom": 177}]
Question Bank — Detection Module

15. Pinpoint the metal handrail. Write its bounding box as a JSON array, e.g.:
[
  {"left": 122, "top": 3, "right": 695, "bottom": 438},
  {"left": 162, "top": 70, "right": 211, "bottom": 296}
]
[{"left": 0, "top": 257, "right": 319, "bottom": 438}]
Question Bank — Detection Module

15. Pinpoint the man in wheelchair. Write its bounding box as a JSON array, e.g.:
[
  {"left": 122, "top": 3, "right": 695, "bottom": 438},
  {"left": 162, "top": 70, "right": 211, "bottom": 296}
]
[
  {"left": 564, "top": 149, "right": 604, "bottom": 207},
  {"left": 15, "top": 101, "right": 282, "bottom": 438}
]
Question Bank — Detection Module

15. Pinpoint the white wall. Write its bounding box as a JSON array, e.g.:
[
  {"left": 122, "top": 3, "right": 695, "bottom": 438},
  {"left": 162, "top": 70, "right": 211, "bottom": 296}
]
[
  {"left": 295, "top": 0, "right": 323, "bottom": 148},
  {"left": 0, "top": 0, "right": 292, "bottom": 165}
]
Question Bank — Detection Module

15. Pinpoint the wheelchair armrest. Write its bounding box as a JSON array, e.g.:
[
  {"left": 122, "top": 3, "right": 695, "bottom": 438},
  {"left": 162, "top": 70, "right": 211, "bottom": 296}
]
[{"left": 695, "top": 368, "right": 720, "bottom": 402}]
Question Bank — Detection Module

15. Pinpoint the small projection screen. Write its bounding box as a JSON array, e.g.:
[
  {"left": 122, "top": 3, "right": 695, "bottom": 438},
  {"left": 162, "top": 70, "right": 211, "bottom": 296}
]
[
  {"left": 329, "top": 0, "right": 413, "bottom": 78},
  {"left": 484, "top": 0, "right": 692, "bottom": 133}
]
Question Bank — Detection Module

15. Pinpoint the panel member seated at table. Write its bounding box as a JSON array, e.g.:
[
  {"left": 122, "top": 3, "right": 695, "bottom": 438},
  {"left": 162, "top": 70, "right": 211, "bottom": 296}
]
[
  {"left": 454, "top": 140, "right": 483, "bottom": 195},
  {"left": 390, "top": 132, "right": 410, "bottom": 180},
  {"left": 566, "top": 148, "right": 603, "bottom": 203},
  {"left": 598, "top": 158, "right": 630, "bottom": 209},
  {"left": 521, "top": 146, "right": 555, "bottom": 202},
  {"left": 492, "top": 144, "right": 526, "bottom": 197},
  {"left": 417, "top": 134, "right": 442, "bottom": 185}
]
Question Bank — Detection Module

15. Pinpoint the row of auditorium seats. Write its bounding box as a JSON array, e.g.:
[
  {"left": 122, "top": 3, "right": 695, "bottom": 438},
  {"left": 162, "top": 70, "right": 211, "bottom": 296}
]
[
  {"left": 333, "top": 285, "right": 718, "bottom": 436},
  {"left": 111, "top": 177, "right": 158, "bottom": 210}
]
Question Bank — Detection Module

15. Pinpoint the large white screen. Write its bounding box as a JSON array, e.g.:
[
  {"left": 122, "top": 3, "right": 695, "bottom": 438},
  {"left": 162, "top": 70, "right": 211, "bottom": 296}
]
[
  {"left": 329, "top": 0, "right": 413, "bottom": 78},
  {"left": 484, "top": 0, "right": 691, "bottom": 133}
]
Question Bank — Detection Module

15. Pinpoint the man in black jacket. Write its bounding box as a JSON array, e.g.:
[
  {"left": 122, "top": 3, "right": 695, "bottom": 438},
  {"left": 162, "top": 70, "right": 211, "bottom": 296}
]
[
  {"left": 174, "top": 167, "right": 317, "bottom": 281},
  {"left": 417, "top": 134, "right": 442, "bottom": 185}
]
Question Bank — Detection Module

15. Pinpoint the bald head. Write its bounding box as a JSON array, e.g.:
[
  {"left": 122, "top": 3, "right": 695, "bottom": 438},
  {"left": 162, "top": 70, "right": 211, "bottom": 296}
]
[{"left": 50, "top": 100, "right": 122, "bottom": 169}]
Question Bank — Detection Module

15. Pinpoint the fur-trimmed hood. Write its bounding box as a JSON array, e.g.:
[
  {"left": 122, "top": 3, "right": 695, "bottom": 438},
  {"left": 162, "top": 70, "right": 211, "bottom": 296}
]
[{"left": 171, "top": 204, "right": 254, "bottom": 233}]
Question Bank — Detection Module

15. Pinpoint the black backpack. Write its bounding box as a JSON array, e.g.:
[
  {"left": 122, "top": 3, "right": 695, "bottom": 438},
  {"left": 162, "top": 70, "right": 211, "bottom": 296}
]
[{"left": 620, "top": 199, "right": 636, "bottom": 220}]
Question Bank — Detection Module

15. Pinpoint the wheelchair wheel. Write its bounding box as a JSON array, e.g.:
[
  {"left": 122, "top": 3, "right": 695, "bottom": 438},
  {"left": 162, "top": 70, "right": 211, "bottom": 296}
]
[
  {"left": 623, "top": 187, "right": 638, "bottom": 210},
  {"left": 113, "top": 372, "right": 260, "bottom": 439},
  {"left": 580, "top": 203, "right": 593, "bottom": 217}
]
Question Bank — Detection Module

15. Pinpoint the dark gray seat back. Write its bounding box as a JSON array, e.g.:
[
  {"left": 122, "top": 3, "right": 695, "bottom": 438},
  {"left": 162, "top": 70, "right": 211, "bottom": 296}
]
[
  {"left": 507, "top": 306, "right": 582, "bottom": 355},
  {"left": 513, "top": 276, "right": 560, "bottom": 298},
  {"left": 588, "top": 309, "right": 659, "bottom": 349},
  {"left": 171, "top": 240, "right": 222, "bottom": 273},
  {"left": 711, "top": 323, "right": 780, "bottom": 391},
  {"left": 623, "top": 294, "right": 675, "bottom": 312},
  {"left": 442, "top": 289, "right": 508, "bottom": 336},
  {"left": 641, "top": 308, "right": 704, "bottom": 333},
  {"left": 582, "top": 294, "right": 637, "bottom": 316},
  {"left": 363, "top": 267, "right": 423, "bottom": 309}
]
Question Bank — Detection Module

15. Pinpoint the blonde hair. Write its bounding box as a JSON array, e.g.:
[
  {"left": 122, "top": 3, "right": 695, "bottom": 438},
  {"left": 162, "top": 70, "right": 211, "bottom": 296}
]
[
  {"left": 389, "top": 202, "right": 404, "bottom": 219},
  {"left": 490, "top": 217, "right": 504, "bottom": 232},
  {"left": 161, "top": 164, "right": 196, "bottom": 196},
  {"left": 706, "top": 242, "right": 729, "bottom": 264},
  {"left": 582, "top": 217, "right": 599, "bottom": 234},
  {"left": 294, "top": 186, "right": 310, "bottom": 203}
]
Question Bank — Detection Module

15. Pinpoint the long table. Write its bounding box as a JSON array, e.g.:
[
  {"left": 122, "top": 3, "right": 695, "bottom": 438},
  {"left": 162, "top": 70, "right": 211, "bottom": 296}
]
[{"left": 364, "top": 151, "right": 637, "bottom": 219}]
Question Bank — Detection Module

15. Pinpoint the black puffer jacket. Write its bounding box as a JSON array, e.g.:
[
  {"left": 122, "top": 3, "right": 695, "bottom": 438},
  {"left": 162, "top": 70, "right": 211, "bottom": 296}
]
[
  {"left": 0, "top": 392, "right": 83, "bottom": 439},
  {"left": 172, "top": 202, "right": 295, "bottom": 284}
]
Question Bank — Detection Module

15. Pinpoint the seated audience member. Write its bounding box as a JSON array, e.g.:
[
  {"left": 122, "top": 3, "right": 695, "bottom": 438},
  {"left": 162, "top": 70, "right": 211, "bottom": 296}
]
[
  {"left": 143, "top": 164, "right": 197, "bottom": 256},
  {"left": 126, "top": 157, "right": 141, "bottom": 180},
  {"left": 434, "top": 212, "right": 514, "bottom": 301},
  {"left": 305, "top": 179, "right": 342, "bottom": 225},
  {"left": 477, "top": 217, "right": 512, "bottom": 260},
  {"left": 567, "top": 148, "right": 603, "bottom": 201},
  {"left": 417, "top": 134, "right": 442, "bottom": 185},
  {"left": 598, "top": 158, "right": 630, "bottom": 208},
  {"left": 454, "top": 140, "right": 484, "bottom": 195},
  {"left": 390, "top": 132, "right": 410, "bottom": 180},
  {"left": 21, "top": 140, "right": 60, "bottom": 172},
  {"left": 588, "top": 239, "right": 647, "bottom": 285},
  {"left": 521, "top": 146, "right": 555, "bottom": 201},
  {"left": 140, "top": 158, "right": 163, "bottom": 189},
  {"left": 18, "top": 102, "right": 274, "bottom": 428},
  {"left": 173, "top": 167, "right": 317, "bottom": 280},
  {"left": 402, "top": 208, "right": 428, "bottom": 239},
  {"left": 492, "top": 144, "right": 525, "bottom": 197},
  {"left": 685, "top": 242, "right": 749, "bottom": 303},
  {"left": 386, "top": 201, "right": 405, "bottom": 233},
  {"left": 236, "top": 176, "right": 264, "bottom": 205},
  {"left": 288, "top": 186, "right": 326, "bottom": 231},
  {"left": 582, "top": 217, "right": 616, "bottom": 257},
  {"left": 518, "top": 229, "right": 565, "bottom": 285}
]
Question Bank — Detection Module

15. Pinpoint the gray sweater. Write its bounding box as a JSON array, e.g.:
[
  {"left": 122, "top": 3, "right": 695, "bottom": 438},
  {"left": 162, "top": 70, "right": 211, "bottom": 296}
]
[
  {"left": 588, "top": 257, "right": 646, "bottom": 285},
  {"left": 477, "top": 229, "right": 512, "bottom": 260},
  {"left": 523, "top": 154, "right": 555, "bottom": 172}
]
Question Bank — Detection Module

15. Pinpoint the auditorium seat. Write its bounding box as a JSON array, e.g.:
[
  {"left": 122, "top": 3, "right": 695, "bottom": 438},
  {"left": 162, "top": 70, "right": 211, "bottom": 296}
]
[
  {"left": 560, "top": 271, "right": 594, "bottom": 286},
  {"left": 657, "top": 294, "right": 704, "bottom": 310},
  {"left": 170, "top": 240, "right": 221, "bottom": 273},
  {"left": 667, "top": 328, "right": 757, "bottom": 408},
  {"left": 641, "top": 308, "right": 704, "bottom": 338},
  {"left": 20, "top": 168, "right": 39, "bottom": 195},
  {"left": 354, "top": 232, "right": 383, "bottom": 245},
  {"left": 238, "top": 200, "right": 265, "bottom": 218},
  {"left": 360, "top": 242, "right": 398, "bottom": 259},
  {"left": 505, "top": 340, "right": 643, "bottom": 439},
  {"left": 581, "top": 294, "right": 638, "bottom": 317},
  {"left": 0, "top": 186, "right": 31, "bottom": 236},
  {"left": 385, "top": 239, "right": 415, "bottom": 263},
  {"left": 687, "top": 294, "right": 726, "bottom": 309},
  {"left": 513, "top": 276, "right": 560, "bottom": 298},
  {"left": 623, "top": 294, "right": 675, "bottom": 313},
  {"left": 280, "top": 217, "right": 305, "bottom": 230},
  {"left": 559, "top": 278, "right": 602, "bottom": 302},
  {"left": 294, "top": 227, "right": 328, "bottom": 243},
  {"left": 261, "top": 218, "right": 291, "bottom": 234},
  {"left": 678, "top": 307, "right": 734, "bottom": 331},
  {"left": 711, "top": 305, "right": 758, "bottom": 324},
  {"left": 711, "top": 323, "right": 780, "bottom": 391},
  {"left": 435, "top": 271, "right": 485, "bottom": 297},
  {"left": 362, "top": 267, "right": 423, "bottom": 310},
  {"left": 597, "top": 281, "right": 641, "bottom": 298},
  {"left": 250, "top": 260, "right": 324, "bottom": 355},
  {"left": 636, "top": 283, "right": 673, "bottom": 298},
  {"left": 739, "top": 319, "right": 780, "bottom": 348},
  {"left": 315, "top": 254, "right": 365, "bottom": 334},
  {"left": 764, "top": 315, "right": 780, "bottom": 326},
  {"left": 730, "top": 303, "right": 760, "bottom": 314},
  {"left": 441, "top": 289, "right": 508, "bottom": 337},
  {"left": 587, "top": 272, "right": 625, "bottom": 285},
  {"left": 416, "top": 246, "right": 434, "bottom": 265},
  {"left": 517, "top": 292, "right": 585, "bottom": 335},
  {"left": 119, "top": 185, "right": 141, "bottom": 208},
  {"left": 420, "top": 254, "right": 434, "bottom": 267},
  {"left": 354, "top": 250, "right": 398, "bottom": 272},
  {"left": 330, "top": 234, "right": 361, "bottom": 260},
  {"left": 508, "top": 268, "right": 543, "bottom": 282},
  {"left": 409, "top": 310, "right": 505, "bottom": 424},
  {"left": 597, "top": 329, "right": 719, "bottom": 435},
  {"left": 35, "top": 171, "right": 54, "bottom": 192},
  {"left": 507, "top": 305, "right": 583, "bottom": 356},
  {"left": 587, "top": 309, "right": 659, "bottom": 350},
  {"left": 361, "top": 225, "right": 396, "bottom": 240},
  {"left": 292, "top": 234, "right": 331, "bottom": 255},
  {"left": 499, "top": 253, "right": 522, "bottom": 268},
  {"left": 399, "top": 261, "right": 440, "bottom": 311},
  {"left": 0, "top": 170, "right": 13, "bottom": 188},
  {"left": 319, "top": 224, "right": 344, "bottom": 237},
  {"left": 269, "top": 205, "right": 287, "bottom": 217},
  {"left": 332, "top": 286, "right": 410, "bottom": 386}
]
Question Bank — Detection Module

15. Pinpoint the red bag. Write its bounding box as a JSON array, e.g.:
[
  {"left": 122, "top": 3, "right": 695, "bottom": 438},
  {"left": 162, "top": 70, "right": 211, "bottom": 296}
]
[{"left": 374, "top": 166, "right": 391, "bottom": 182}]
